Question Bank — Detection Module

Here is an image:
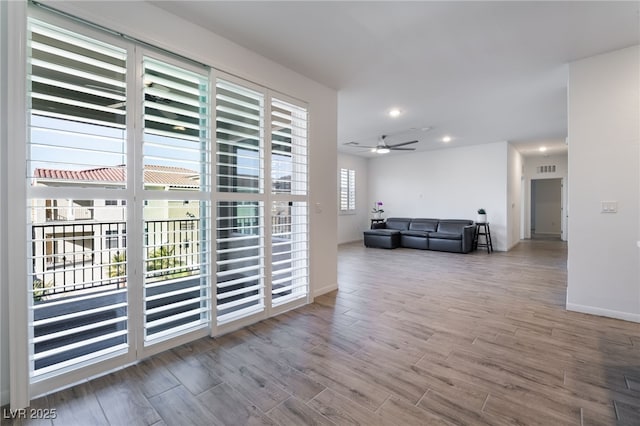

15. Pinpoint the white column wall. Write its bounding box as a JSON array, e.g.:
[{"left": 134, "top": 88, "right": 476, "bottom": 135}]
[
  {"left": 507, "top": 143, "right": 523, "bottom": 250},
  {"left": 367, "top": 141, "right": 509, "bottom": 251},
  {"left": 338, "top": 153, "right": 369, "bottom": 244},
  {"left": 567, "top": 45, "right": 640, "bottom": 322}
]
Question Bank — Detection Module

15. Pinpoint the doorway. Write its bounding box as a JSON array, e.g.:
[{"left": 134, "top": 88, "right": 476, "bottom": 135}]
[{"left": 530, "top": 178, "right": 563, "bottom": 240}]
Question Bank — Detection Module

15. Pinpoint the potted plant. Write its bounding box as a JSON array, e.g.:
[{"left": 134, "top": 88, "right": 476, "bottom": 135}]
[
  {"left": 372, "top": 201, "right": 384, "bottom": 219},
  {"left": 477, "top": 208, "right": 487, "bottom": 223}
]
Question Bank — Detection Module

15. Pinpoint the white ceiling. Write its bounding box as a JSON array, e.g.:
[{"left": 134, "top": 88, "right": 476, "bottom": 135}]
[{"left": 150, "top": 1, "right": 639, "bottom": 157}]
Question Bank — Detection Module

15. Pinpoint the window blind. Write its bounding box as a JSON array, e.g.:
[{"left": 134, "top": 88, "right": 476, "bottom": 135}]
[
  {"left": 216, "top": 201, "right": 264, "bottom": 324},
  {"left": 271, "top": 98, "right": 307, "bottom": 195},
  {"left": 216, "top": 79, "right": 264, "bottom": 193},
  {"left": 28, "top": 18, "right": 127, "bottom": 187},
  {"left": 340, "top": 168, "right": 356, "bottom": 211},
  {"left": 271, "top": 201, "right": 308, "bottom": 306}
]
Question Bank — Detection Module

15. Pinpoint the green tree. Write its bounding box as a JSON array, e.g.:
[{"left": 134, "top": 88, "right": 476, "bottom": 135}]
[
  {"left": 146, "top": 245, "right": 188, "bottom": 279},
  {"left": 33, "top": 278, "right": 52, "bottom": 302},
  {"left": 109, "top": 251, "right": 127, "bottom": 278}
]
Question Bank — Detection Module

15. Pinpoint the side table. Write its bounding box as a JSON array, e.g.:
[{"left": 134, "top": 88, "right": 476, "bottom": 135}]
[
  {"left": 473, "top": 222, "right": 493, "bottom": 253},
  {"left": 370, "top": 218, "right": 385, "bottom": 229}
]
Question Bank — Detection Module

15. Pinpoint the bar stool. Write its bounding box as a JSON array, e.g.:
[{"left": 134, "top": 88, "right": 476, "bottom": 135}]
[{"left": 474, "top": 222, "right": 493, "bottom": 253}]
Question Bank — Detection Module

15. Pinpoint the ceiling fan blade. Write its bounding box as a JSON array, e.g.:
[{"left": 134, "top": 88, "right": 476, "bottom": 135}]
[
  {"left": 389, "top": 147, "right": 416, "bottom": 151},
  {"left": 342, "top": 142, "right": 377, "bottom": 148},
  {"left": 387, "top": 140, "right": 419, "bottom": 148}
]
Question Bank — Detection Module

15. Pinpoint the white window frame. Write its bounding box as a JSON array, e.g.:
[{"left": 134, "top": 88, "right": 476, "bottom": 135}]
[
  {"left": 24, "top": 8, "right": 137, "bottom": 399},
  {"left": 339, "top": 167, "right": 356, "bottom": 214}
]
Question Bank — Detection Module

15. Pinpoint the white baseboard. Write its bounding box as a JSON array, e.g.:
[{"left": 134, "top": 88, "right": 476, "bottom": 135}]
[
  {"left": 313, "top": 282, "right": 338, "bottom": 299},
  {"left": 566, "top": 302, "right": 640, "bottom": 323},
  {"left": 338, "top": 239, "right": 363, "bottom": 245}
]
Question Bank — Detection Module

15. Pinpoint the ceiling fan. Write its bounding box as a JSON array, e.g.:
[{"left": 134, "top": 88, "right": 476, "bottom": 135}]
[{"left": 344, "top": 133, "right": 421, "bottom": 154}]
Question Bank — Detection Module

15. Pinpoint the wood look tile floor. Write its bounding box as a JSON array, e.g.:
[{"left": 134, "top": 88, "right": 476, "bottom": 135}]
[{"left": 4, "top": 239, "right": 640, "bottom": 425}]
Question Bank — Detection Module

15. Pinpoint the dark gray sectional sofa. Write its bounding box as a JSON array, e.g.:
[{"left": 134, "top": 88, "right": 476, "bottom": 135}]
[{"left": 363, "top": 217, "right": 475, "bottom": 253}]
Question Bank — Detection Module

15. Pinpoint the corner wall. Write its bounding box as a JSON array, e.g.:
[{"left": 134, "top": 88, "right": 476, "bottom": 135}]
[
  {"left": 567, "top": 45, "right": 640, "bottom": 322},
  {"left": 368, "top": 141, "right": 509, "bottom": 251},
  {"left": 338, "top": 153, "right": 369, "bottom": 244}
]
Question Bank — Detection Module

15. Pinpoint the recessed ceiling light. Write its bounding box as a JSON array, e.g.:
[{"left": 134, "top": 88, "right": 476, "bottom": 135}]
[
  {"left": 388, "top": 109, "right": 401, "bottom": 118},
  {"left": 442, "top": 136, "right": 452, "bottom": 143},
  {"left": 539, "top": 146, "right": 547, "bottom": 152}
]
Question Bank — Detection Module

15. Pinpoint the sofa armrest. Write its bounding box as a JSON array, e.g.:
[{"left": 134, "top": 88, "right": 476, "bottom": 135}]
[{"left": 461, "top": 224, "right": 475, "bottom": 253}]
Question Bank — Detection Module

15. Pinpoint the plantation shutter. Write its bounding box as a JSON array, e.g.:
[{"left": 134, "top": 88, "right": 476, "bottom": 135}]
[
  {"left": 141, "top": 56, "right": 211, "bottom": 343},
  {"left": 271, "top": 99, "right": 307, "bottom": 195},
  {"left": 270, "top": 98, "right": 309, "bottom": 306},
  {"left": 339, "top": 168, "right": 356, "bottom": 211},
  {"left": 216, "top": 201, "right": 265, "bottom": 324},
  {"left": 215, "top": 79, "right": 264, "bottom": 193},
  {"left": 27, "top": 19, "right": 129, "bottom": 378},
  {"left": 214, "top": 79, "right": 265, "bottom": 326},
  {"left": 28, "top": 18, "right": 127, "bottom": 186}
]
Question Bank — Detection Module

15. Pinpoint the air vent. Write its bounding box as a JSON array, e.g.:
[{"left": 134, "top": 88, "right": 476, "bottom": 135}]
[
  {"left": 343, "top": 141, "right": 360, "bottom": 146},
  {"left": 536, "top": 165, "right": 556, "bottom": 174}
]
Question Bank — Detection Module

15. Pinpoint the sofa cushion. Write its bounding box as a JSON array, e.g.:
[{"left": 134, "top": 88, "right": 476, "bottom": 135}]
[
  {"left": 437, "top": 220, "right": 473, "bottom": 233},
  {"left": 408, "top": 219, "right": 438, "bottom": 232},
  {"left": 364, "top": 229, "right": 401, "bottom": 236},
  {"left": 385, "top": 218, "right": 411, "bottom": 231},
  {"left": 400, "top": 230, "right": 429, "bottom": 237},
  {"left": 428, "top": 231, "right": 462, "bottom": 240}
]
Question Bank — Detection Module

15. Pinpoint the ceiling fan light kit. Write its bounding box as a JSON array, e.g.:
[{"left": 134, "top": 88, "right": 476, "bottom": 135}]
[{"left": 345, "top": 132, "right": 423, "bottom": 155}]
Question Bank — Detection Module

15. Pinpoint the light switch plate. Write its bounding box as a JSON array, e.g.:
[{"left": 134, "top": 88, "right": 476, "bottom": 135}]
[{"left": 601, "top": 201, "right": 617, "bottom": 213}]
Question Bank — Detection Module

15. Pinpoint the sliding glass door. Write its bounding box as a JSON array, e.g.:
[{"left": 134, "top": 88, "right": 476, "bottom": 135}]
[{"left": 21, "top": 8, "right": 310, "bottom": 399}]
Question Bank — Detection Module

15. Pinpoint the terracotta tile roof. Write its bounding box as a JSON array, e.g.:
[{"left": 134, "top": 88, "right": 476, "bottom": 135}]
[{"left": 34, "top": 165, "right": 200, "bottom": 188}]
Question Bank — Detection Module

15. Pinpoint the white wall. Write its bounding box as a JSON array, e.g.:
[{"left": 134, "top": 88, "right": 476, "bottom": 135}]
[
  {"left": 533, "top": 179, "right": 562, "bottom": 235},
  {"left": 506, "top": 143, "right": 523, "bottom": 249},
  {"left": 1, "top": 0, "right": 338, "bottom": 405},
  {"left": 368, "top": 141, "right": 509, "bottom": 251},
  {"left": 338, "top": 153, "right": 369, "bottom": 244},
  {"left": 522, "top": 153, "right": 568, "bottom": 239},
  {"left": 567, "top": 45, "right": 640, "bottom": 322}
]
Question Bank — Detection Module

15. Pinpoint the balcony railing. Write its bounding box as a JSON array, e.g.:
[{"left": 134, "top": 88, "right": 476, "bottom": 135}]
[
  {"left": 31, "top": 219, "right": 203, "bottom": 298},
  {"left": 30, "top": 216, "right": 290, "bottom": 299}
]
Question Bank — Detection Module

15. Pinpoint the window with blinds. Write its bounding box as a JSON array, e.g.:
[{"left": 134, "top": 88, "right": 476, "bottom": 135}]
[
  {"left": 340, "top": 168, "right": 356, "bottom": 212},
  {"left": 216, "top": 201, "right": 264, "bottom": 324},
  {"left": 143, "top": 57, "right": 210, "bottom": 191},
  {"left": 143, "top": 201, "right": 211, "bottom": 342},
  {"left": 271, "top": 201, "right": 308, "bottom": 306},
  {"left": 216, "top": 79, "right": 264, "bottom": 193},
  {"left": 28, "top": 18, "right": 127, "bottom": 187},
  {"left": 271, "top": 98, "right": 307, "bottom": 195},
  {"left": 270, "top": 97, "right": 309, "bottom": 306},
  {"left": 27, "top": 19, "right": 129, "bottom": 378},
  {"left": 142, "top": 56, "right": 211, "bottom": 344},
  {"left": 29, "top": 201, "right": 128, "bottom": 377},
  {"left": 22, "top": 11, "right": 311, "bottom": 390}
]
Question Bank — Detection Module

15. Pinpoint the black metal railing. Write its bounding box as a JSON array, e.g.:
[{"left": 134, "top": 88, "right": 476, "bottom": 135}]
[
  {"left": 144, "top": 219, "right": 202, "bottom": 283},
  {"left": 31, "top": 219, "right": 202, "bottom": 299},
  {"left": 31, "top": 216, "right": 293, "bottom": 300}
]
